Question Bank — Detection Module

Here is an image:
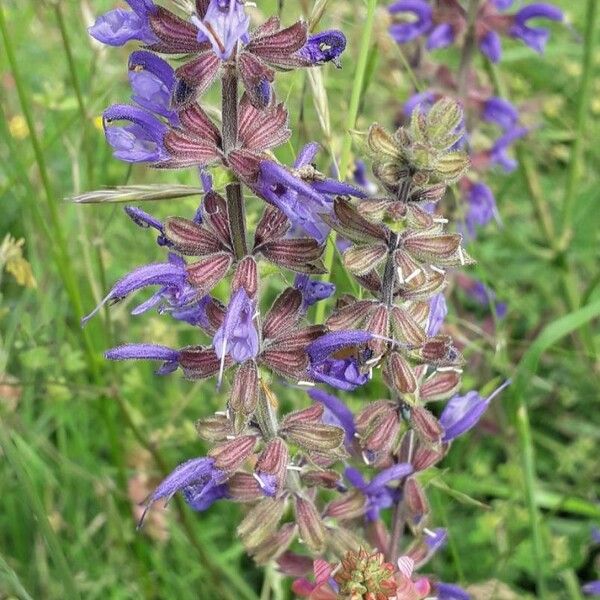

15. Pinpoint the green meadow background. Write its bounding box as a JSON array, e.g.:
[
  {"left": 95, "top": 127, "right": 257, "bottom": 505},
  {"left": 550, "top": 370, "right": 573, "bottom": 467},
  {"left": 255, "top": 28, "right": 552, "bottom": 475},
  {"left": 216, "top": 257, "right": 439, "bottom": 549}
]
[{"left": 0, "top": 0, "right": 599, "bottom": 598}]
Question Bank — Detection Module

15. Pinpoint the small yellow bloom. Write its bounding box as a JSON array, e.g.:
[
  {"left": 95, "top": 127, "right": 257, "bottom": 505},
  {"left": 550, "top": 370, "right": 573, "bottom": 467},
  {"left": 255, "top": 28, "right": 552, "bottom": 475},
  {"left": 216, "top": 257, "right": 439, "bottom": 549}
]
[
  {"left": 8, "top": 115, "right": 28, "bottom": 139},
  {"left": 0, "top": 234, "right": 36, "bottom": 288},
  {"left": 93, "top": 115, "right": 104, "bottom": 131}
]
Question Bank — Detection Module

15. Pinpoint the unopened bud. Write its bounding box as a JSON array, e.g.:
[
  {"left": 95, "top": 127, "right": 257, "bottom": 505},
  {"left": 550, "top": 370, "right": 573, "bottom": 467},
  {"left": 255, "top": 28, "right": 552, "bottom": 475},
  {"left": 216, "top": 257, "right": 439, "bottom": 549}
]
[
  {"left": 209, "top": 435, "right": 257, "bottom": 470},
  {"left": 230, "top": 360, "right": 259, "bottom": 415},
  {"left": 237, "top": 497, "right": 286, "bottom": 551},
  {"left": 294, "top": 495, "right": 326, "bottom": 553},
  {"left": 195, "top": 414, "right": 232, "bottom": 442},
  {"left": 325, "top": 490, "right": 366, "bottom": 520}
]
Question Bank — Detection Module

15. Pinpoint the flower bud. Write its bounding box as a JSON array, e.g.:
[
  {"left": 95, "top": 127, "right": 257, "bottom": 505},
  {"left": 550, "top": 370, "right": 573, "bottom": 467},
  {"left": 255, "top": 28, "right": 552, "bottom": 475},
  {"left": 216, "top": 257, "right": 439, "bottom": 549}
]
[
  {"left": 251, "top": 523, "right": 297, "bottom": 565},
  {"left": 227, "top": 472, "right": 263, "bottom": 503},
  {"left": 420, "top": 370, "right": 461, "bottom": 402},
  {"left": 282, "top": 422, "right": 345, "bottom": 453},
  {"left": 404, "top": 477, "right": 429, "bottom": 525},
  {"left": 237, "top": 497, "right": 286, "bottom": 551},
  {"left": 294, "top": 495, "right": 326, "bottom": 553},
  {"left": 360, "top": 409, "right": 400, "bottom": 454},
  {"left": 325, "top": 490, "right": 366, "bottom": 520},
  {"left": 232, "top": 255, "right": 258, "bottom": 298},
  {"left": 230, "top": 360, "right": 259, "bottom": 415},
  {"left": 300, "top": 469, "right": 341, "bottom": 489},
  {"left": 195, "top": 414, "right": 232, "bottom": 442},
  {"left": 383, "top": 352, "right": 418, "bottom": 394},
  {"left": 280, "top": 403, "right": 324, "bottom": 428},
  {"left": 326, "top": 526, "right": 364, "bottom": 557},
  {"left": 209, "top": 435, "right": 257, "bottom": 470},
  {"left": 390, "top": 306, "right": 426, "bottom": 346},
  {"left": 410, "top": 407, "right": 443, "bottom": 444},
  {"left": 256, "top": 437, "right": 289, "bottom": 489}
]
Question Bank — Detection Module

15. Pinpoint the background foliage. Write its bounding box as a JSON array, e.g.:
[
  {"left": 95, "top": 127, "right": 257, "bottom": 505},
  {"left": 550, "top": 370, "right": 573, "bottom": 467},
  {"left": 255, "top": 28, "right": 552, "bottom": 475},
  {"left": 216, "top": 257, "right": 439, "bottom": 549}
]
[{"left": 0, "top": 0, "right": 598, "bottom": 598}]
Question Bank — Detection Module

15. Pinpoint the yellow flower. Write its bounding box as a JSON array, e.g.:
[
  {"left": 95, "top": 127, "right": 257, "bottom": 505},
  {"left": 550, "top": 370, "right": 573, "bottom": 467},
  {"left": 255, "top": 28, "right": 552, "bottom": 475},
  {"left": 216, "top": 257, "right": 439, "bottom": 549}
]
[
  {"left": 0, "top": 234, "right": 36, "bottom": 288},
  {"left": 8, "top": 115, "right": 28, "bottom": 139}
]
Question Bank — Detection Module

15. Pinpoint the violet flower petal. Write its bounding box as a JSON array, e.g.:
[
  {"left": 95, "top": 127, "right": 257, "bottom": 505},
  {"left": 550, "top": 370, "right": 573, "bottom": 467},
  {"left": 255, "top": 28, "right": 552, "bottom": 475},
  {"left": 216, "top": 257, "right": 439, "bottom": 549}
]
[
  {"left": 388, "top": 0, "right": 433, "bottom": 44},
  {"left": 479, "top": 30, "right": 502, "bottom": 63},
  {"left": 309, "top": 388, "right": 356, "bottom": 444}
]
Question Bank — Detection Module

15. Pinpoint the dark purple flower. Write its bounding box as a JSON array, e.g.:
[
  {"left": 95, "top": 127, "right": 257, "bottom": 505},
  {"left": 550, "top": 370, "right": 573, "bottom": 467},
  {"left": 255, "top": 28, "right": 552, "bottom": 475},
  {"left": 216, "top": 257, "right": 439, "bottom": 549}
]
[
  {"left": 191, "top": 0, "right": 251, "bottom": 60},
  {"left": 309, "top": 388, "right": 356, "bottom": 445},
  {"left": 213, "top": 288, "right": 259, "bottom": 365},
  {"left": 353, "top": 160, "right": 378, "bottom": 195},
  {"left": 294, "top": 274, "right": 335, "bottom": 309},
  {"left": 510, "top": 4, "right": 563, "bottom": 54},
  {"left": 592, "top": 527, "right": 600, "bottom": 545},
  {"left": 424, "top": 527, "right": 447, "bottom": 554},
  {"left": 345, "top": 463, "right": 413, "bottom": 521},
  {"left": 427, "top": 293, "right": 448, "bottom": 337},
  {"left": 297, "top": 30, "right": 347, "bottom": 67},
  {"left": 128, "top": 51, "right": 178, "bottom": 124},
  {"left": 81, "top": 259, "right": 186, "bottom": 325},
  {"left": 440, "top": 380, "right": 511, "bottom": 442},
  {"left": 426, "top": 23, "right": 455, "bottom": 50},
  {"left": 88, "top": 0, "right": 158, "bottom": 47},
  {"left": 105, "top": 343, "right": 180, "bottom": 374},
  {"left": 482, "top": 97, "right": 519, "bottom": 130},
  {"left": 479, "top": 30, "right": 502, "bottom": 62},
  {"left": 490, "top": 126, "right": 527, "bottom": 172},
  {"left": 388, "top": 0, "right": 433, "bottom": 44},
  {"left": 492, "top": 0, "right": 513, "bottom": 9},
  {"left": 310, "top": 359, "right": 370, "bottom": 391},
  {"left": 464, "top": 182, "right": 497, "bottom": 236},
  {"left": 307, "top": 330, "right": 372, "bottom": 364},
  {"left": 583, "top": 581, "right": 600, "bottom": 596},
  {"left": 124, "top": 205, "right": 170, "bottom": 246},
  {"left": 103, "top": 104, "right": 168, "bottom": 164},
  {"left": 467, "top": 280, "right": 507, "bottom": 317},
  {"left": 436, "top": 582, "right": 471, "bottom": 600},
  {"left": 141, "top": 456, "right": 227, "bottom": 523}
]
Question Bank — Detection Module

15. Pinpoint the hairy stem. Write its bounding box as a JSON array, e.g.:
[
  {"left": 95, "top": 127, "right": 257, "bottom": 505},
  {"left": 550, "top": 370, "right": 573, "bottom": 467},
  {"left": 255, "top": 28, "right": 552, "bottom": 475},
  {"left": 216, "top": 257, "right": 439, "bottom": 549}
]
[
  {"left": 222, "top": 63, "right": 248, "bottom": 259},
  {"left": 387, "top": 491, "right": 405, "bottom": 563}
]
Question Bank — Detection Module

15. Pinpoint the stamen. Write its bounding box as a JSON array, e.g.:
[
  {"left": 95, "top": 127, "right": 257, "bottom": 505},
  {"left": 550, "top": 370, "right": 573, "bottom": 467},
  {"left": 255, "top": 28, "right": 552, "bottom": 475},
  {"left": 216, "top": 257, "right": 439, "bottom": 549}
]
[
  {"left": 433, "top": 217, "right": 448, "bottom": 224},
  {"left": 226, "top": 435, "right": 236, "bottom": 440},
  {"left": 252, "top": 472, "right": 266, "bottom": 489},
  {"left": 430, "top": 265, "right": 445, "bottom": 274},
  {"left": 286, "top": 465, "right": 303, "bottom": 472},
  {"left": 362, "top": 451, "right": 371, "bottom": 465},
  {"left": 397, "top": 267, "right": 405, "bottom": 284},
  {"left": 405, "top": 268, "right": 421, "bottom": 283},
  {"left": 297, "top": 380, "right": 316, "bottom": 387},
  {"left": 458, "top": 245, "right": 465, "bottom": 265}
]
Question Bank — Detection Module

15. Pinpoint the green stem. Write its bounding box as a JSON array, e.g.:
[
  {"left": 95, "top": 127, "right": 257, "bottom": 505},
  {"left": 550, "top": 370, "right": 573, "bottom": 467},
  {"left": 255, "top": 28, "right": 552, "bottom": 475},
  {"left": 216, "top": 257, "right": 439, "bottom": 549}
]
[
  {"left": 317, "top": 0, "right": 378, "bottom": 325},
  {"left": 561, "top": 0, "right": 598, "bottom": 245},
  {"left": 0, "top": 423, "right": 81, "bottom": 599}
]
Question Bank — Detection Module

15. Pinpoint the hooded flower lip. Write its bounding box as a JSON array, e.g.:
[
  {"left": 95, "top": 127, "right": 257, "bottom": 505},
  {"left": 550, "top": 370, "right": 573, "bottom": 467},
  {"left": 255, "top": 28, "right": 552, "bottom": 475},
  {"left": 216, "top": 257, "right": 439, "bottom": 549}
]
[
  {"left": 427, "top": 293, "right": 448, "bottom": 337},
  {"left": 296, "top": 30, "right": 347, "bottom": 67},
  {"left": 88, "top": 0, "right": 158, "bottom": 47},
  {"left": 463, "top": 181, "right": 497, "bottom": 237},
  {"left": 128, "top": 50, "right": 178, "bottom": 123},
  {"left": 479, "top": 29, "right": 502, "bottom": 62},
  {"left": 309, "top": 388, "right": 356, "bottom": 446},
  {"left": 139, "top": 456, "right": 227, "bottom": 525},
  {"left": 489, "top": 126, "right": 527, "bottom": 171},
  {"left": 191, "top": 0, "right": 251, "bottom": 60},
  {"left": 105, "top": 343, "right": 181, "bottom": 374},
  {"left": 440, "top": 380, "right": 511, "bottom": 442},
  {"left": 294, "top": 274, "right": 335, "bottom": 309},
  {"left": 435, "top": 582, "right": 471, "bottom": 600},
  {"left": 103, "top": 104, "right": 168, "bottom": 163},
  {"left": 509, "top": 3, "right": 563, "bottom": 54},
  {"left": 388, "top": 0, "right": 433, "bottom": 44},
  {"left": 582, "top": 581, "right": 600, "bottom": 596},
  {"left": 482, "top": 97, "right": 519, "bottom": 130}
]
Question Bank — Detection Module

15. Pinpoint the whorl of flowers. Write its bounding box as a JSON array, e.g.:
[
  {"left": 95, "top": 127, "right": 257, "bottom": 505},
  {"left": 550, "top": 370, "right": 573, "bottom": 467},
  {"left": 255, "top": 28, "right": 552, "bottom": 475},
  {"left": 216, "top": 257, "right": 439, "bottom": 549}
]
[
  {"left": 386, "top": 0, "right": 563, "bottom": 317},
  {"left": 80, "top": 0, "right": 509, "bottom": 596}
]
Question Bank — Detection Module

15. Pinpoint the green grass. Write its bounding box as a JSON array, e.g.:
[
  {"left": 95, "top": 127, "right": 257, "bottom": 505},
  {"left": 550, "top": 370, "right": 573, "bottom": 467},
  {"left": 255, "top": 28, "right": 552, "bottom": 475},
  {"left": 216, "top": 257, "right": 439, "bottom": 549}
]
[{"left": 0, "top": 0, "right": 599, "bottom": 598}]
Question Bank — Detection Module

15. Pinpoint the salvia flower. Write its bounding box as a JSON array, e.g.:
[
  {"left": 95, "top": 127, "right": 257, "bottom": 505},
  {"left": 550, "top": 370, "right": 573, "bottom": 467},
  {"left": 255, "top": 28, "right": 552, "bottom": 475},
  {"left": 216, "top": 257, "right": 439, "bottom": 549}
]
[
  {"left": 89, "top": 0, "right": 158, "bottom": 47},
  {"left": 388, "top": 1, "right": 434, "bottom": 45},
  {"left": 440, "top": 380, "right": 511, "bottom": 442},
  {"left": 582, "top": 581, "right": 600, "bottom": 596},
  {"left": 482, "top": 97, "right": 519, "bottom": 130},
  {"left": 435, "top": 582, "right": 471, "bottom": 599},
  {"left": 294, "top": 274, "right": 335, "bottom": 309},
  {"left": 509, "top": 3, "right": 564, "bottom": 54},
  {"left": 427, "top": 293, "right": 448, "bottom": 337},
  {"left": 463, "top": 181, "right": 498, "bottom": 237}
]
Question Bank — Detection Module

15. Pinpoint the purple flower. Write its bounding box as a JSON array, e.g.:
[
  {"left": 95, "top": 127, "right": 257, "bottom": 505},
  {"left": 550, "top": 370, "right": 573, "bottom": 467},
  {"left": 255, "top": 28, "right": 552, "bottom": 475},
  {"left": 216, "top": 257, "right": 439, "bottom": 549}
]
[
  {"left": 467, "top": 280, "right": 507, "bottom": 317},
  {"left": 404, "top": 91, "right": 436, "bottom": 118},
  {"left": 440, "top": 380, "right": 511, "bottom": 442},
  {"left": 294, "top": 274, "right": 335, "bottom": 309},
  {"left": 345, "top": 463, "right": 413, "bottom": 521},
  {"left": 436, "top": 582, "right": 471, "bottom": 600},
  {"left": 213, "top": 288, "right": 259, "bottom": 364},
  {"left": 191, "top": 0, "right": 250, "bottom": 60},
  {"left": 297, "top": 30, "right": 347, "bottom": 67},
  {"left": 124, "top": 205, "right": 170, "bottom": 246},
  {"left": 490, "top": 126, "right": 527, "bottom": 172},
  {"left": 103, "top": 104, "right": 167, "bottom": 164},
  {"left": 257, "top": 148, "right": 365, "bottom": 242},
  {"left": 583, "top": 581, "right": 600, "bottom": 596},
  {"left": 105, "top": 343, "right": 180, "bottom": 375},
  {"left": 510, "top": 4, "right": 563, "bottom": 54},
  {"left": 88, "top": 0, "right": 158, "bottom": 47},
  {"left": 492, "top": 0, "right": 514, "bottom": 9},
  {"left": 427, "top": 293, "right": 448, "bottom": 337},
  {"left": 592, "top": 527, "right": 600, "bottom": 545},
  {"left": 464, "top": 182, "right": 497, "bottom": 236},
  {"left": 128, "top": 51, "right": 178, "bottom": 124},
  {"left": 479, "top": 30, "right": 502, "bottom": 63},
  {"left": 482, "top": 97, "right": 519, "bottom": 130},
  {"left": 81, "top": 258, "right": 187, "bottom": 325},
  {"left": 309, "top": 388, "right": 356, "bottom": 445},
  {"left": 141, "top": 456, "right": 228, "bottom": 524},
  {"left": 424, "top": 527, "right": 448, "bottom": 555},
  {"left": 388, "top": 0, "right": 433, "bottom": 44},
  {"left": 353, "top": 160, "right": 378, "bottom": 195},
  {"left": 307, "top": 330, "right": 372, "bottom": 364},
  {"left": 426, "top": 23, "right": 455, "bottom": 50}
]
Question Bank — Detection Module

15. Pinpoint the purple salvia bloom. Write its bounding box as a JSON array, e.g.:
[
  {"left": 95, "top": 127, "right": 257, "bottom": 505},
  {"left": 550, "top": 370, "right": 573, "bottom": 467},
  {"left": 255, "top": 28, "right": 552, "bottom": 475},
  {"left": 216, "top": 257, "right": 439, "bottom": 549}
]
[
  {"left": 254, "top": 472, "right": 278, "bottom": 497},
  {"left": 592, "top": 527, "right": 600, "bottom": 545},
  {"left": 364, "top": 463, "right": 413, "bottom": 493},
  {"left": 353, "top": 160, "right": 378, "bottom": 195},
  {"left": 105, "top": 343, "right": 180, "bottom": 374},
  {"left": 479, "top": 30, "right": 502, "bottom": 63},
  {"left": 388, "top": 0, "right": 433, "bottom": 44},
  {"left": 294, "top": 142, "right": 320, "bottom": 168},
  {"left": 213, "top": 287, "right": 259, "bottom": 369},
  {"left": 81, "top": 260, "right": 186, "bottom": 325},
  {"left": 404, "top": 91, "right": 436, "bottom": 118},
  {"left": 141, "top": 456, "right": 227, "bottom": 523},
  {"left": 424, "top": 527, "right": 448, "bottom": 554},
  {"left": 490, "top": 126, "right": 527, "bottom": 172},
  {"left": 583, "top": 581, "right": 600, "bottom": 596},
  {"left": 310, "top": 358, "right": 369, "bottom": 391},
  {"left": 467, "top": 280, "right": 507, "bottom": 318},
  {"left": 128, "top": 51, "right": 178, "bottom": 124},
  {"left": 124, "top": 205, "right": 170, "bottom": 246},
  {"left": 88, "top": 0, "right": 158, "bottom": 47},
  {"left": 426, "top": 23, "right": 455, "bottom": 50},
  {"left": 464, "top": 182, "right": 497, "bottom": 236},
  {"left": 483, "top": 97, "right": 519, "bottom": 130},
  {"left": 294, "top": 274, "right": 336, "bottom": 309},
  {"left": 440, "top": 380, "right": 511, "bottom": 442},
  {"left": 427, "top": 293, "right": 448, "bottom": 337},
  {"left": 510, "top": 3, "right": 563, "bottom": 54},
  {"left": 297, "top": 30, "right": 347, "bottom": 67},
  {"left": 309, "top": 388, "right": 356, "bottom": 445},
  {"left": 103, "top": 104, "right": 168, "bottom": 163},
  {"left": 307, "top": 330, "right": 372, "bottom": 364},
  {"left": 191, "top": 0, "right": 250, "bottom": 60},
  {"left": 436, "top": 582, "right": 471, "bottom": 600}
]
